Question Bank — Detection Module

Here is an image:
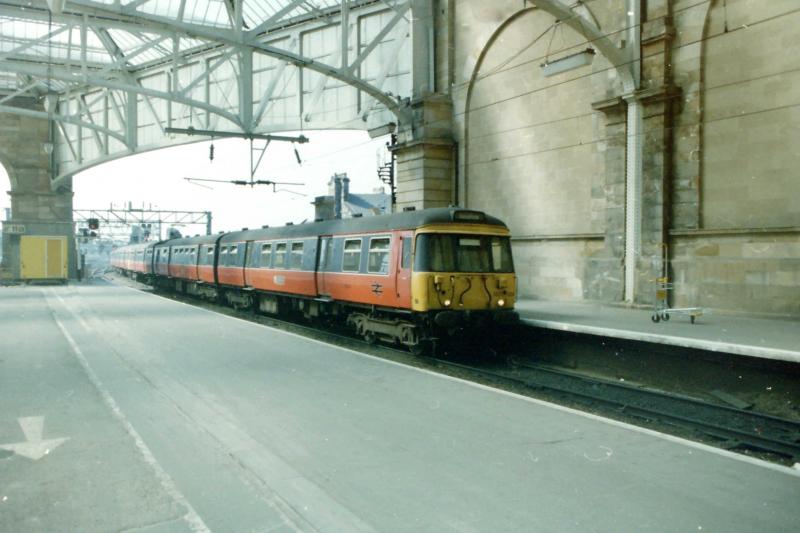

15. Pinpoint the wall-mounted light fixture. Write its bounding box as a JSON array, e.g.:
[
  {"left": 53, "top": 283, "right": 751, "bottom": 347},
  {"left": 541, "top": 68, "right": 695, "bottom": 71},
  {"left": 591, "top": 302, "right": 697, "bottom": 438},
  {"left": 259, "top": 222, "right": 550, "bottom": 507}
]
[{"left": 540, "top": 48, "right": 596, "bottom": 77}]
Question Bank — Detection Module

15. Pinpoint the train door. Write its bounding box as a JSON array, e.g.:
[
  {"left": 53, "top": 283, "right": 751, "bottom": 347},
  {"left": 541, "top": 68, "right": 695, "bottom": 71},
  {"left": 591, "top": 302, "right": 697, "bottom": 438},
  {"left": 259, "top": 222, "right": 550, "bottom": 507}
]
[
  {"left": 316, "top": 236, "right": 333, "bottom": 297},
  {"left": 395, "top": 231, "right": 413, "bottom": 306},
  {"left": 243, "top": 241, "right": 254, "bottom": 287},
  {"left": 236, "top": 242, "right": 247, "bottom": 286}
]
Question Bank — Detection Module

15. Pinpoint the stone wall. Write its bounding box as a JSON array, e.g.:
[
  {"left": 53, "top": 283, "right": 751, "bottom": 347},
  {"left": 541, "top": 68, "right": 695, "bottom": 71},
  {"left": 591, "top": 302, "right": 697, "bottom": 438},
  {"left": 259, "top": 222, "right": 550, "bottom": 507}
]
[
  {"left": 668, "top": 0, "right": 800, "bottom": 315},
  {"left": 448, "top": 2, "right": 625, "bottom": 300},
  {"left": 430, "top": 0, "right": 799, "bottom": 316}
]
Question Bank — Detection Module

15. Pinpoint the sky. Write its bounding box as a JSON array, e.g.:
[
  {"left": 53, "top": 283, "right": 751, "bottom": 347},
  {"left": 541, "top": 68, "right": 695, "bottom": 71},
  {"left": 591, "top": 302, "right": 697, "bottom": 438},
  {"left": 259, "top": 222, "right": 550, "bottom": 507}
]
[
  {"left": 66, "top": 129, "right": 393, "bottom": 239},
  {"left": 0, "top": 163, "right": 9, "bottom": 219}
]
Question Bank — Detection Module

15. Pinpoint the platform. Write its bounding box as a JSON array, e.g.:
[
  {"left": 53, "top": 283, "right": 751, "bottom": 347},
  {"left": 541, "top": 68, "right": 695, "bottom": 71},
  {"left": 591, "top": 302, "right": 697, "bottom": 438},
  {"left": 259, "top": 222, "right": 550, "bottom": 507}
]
[
  {"left": 516, "top": 299, "right": 800, "bottom": 364},
  {"left": 1, "top": 282, "right": 799, "bottom": 532}
]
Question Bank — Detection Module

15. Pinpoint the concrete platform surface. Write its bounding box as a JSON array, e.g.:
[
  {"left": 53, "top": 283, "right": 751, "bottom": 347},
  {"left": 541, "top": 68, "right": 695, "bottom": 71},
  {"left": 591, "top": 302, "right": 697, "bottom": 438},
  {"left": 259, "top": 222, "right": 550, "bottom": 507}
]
[
  {"left": 516, "top": 299, "right": 800, "bottom": 363},
  {"left": 1, "top": 282, "right": 799, "bottom": 532}
]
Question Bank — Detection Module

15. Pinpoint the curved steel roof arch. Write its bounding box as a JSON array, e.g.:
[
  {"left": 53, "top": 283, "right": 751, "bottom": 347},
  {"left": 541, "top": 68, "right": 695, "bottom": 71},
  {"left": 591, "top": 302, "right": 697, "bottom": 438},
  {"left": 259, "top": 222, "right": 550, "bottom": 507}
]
[{"left": 0, "top": 0, "right": 415, "bottom": 185}]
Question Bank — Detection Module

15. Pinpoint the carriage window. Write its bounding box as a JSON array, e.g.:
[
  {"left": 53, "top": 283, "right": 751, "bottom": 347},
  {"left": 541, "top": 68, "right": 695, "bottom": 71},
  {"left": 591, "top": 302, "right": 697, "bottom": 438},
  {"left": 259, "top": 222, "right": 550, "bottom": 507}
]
[
  {"left": 402, "top": 237, "right": 412, "bottom": 269},
  {"left": 368, "top": 238, "right": 391, "bottom": 274},
  {"left": 342, "top": 239, "right": 362, "bottom": 272},
  {"left": 207, "top": 247, "right": 214, "bottom": 255},
  {"left": 260, "top": 243, "right": 272, "bottom": 267},
  {"left": 290, "top": 242, "right": 304, "bottom": 270},
  {"left": 274, "top": 243, "right": 287, "bottom": 268}
]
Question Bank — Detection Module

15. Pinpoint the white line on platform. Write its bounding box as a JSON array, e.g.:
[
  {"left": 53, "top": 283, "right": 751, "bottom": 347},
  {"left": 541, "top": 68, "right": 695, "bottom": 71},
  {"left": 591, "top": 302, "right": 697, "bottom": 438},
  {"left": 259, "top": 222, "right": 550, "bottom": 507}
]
[
  {"left": 51, "top": 290, "right": 92, "bottom": 332},
  {"left": 52, "top": 308, "right": 211, "bottom": 533},
  {"left": 118, "top": 281, "right": 800, "bottom": 479},
  {"left": 522, "top": 318, "right": 800, "bottom": 364}
]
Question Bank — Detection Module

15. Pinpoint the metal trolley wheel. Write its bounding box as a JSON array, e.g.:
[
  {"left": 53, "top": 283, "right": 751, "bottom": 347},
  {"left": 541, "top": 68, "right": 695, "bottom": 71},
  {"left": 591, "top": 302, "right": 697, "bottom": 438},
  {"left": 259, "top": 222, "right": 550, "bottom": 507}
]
[{"left": 651, "top": 313, "right": 661, "bottom": 323}]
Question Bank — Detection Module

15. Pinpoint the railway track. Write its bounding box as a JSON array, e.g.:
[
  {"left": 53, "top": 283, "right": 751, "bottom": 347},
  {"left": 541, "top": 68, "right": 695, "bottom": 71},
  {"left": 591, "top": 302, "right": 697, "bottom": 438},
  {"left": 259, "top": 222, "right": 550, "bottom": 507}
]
[
  {"left": 119, "top": 276, "right": 800, "bottom": 464},
  {"left": 437, "top": 359, "right": 800, "bottom": 462}
]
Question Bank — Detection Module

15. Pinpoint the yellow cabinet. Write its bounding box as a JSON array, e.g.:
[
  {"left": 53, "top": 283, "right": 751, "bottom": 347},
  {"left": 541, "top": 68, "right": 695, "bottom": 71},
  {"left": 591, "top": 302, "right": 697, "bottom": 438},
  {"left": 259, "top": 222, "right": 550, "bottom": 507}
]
[{"left": 20, "top": 236, "right": 68, "bottom": 280}]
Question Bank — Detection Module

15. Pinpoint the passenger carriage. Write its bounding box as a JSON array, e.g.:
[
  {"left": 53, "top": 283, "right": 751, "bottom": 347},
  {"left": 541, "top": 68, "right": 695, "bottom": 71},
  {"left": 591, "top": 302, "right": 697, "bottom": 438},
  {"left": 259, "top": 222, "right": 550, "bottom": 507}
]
[{"left": 113, "top": 208, "right": 518, "bottom": 353}]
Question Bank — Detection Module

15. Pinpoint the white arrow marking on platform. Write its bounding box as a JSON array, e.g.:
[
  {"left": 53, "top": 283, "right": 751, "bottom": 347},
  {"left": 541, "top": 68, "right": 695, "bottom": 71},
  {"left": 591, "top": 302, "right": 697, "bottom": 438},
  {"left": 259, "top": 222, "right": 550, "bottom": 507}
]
[{"left": 0, "top": 416, "right": 69, "bottom": 460}]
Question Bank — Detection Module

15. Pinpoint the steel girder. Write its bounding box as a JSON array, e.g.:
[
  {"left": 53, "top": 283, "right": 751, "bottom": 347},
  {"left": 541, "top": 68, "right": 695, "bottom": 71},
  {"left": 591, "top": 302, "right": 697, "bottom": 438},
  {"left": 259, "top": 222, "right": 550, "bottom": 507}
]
[{"left": 0, "top": 0, "right": 416, "bottom": 186}]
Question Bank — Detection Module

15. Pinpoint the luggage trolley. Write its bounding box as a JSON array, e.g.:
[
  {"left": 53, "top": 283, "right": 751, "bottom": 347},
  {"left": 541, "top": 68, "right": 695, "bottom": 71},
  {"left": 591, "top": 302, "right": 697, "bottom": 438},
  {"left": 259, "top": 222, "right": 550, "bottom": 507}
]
[
  {"left": 650, "top": 244, "right": 703, "bottom": 324},
  {"left": 651, "top": 276, "right": 703, "bottom": 324}
]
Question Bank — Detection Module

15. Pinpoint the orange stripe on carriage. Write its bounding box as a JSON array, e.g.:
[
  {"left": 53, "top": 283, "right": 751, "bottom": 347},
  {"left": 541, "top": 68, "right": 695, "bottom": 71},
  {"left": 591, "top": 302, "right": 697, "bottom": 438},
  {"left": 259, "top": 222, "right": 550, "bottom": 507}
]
[{"left": 244, "top": 268, "right": 316, "bottom": 296}]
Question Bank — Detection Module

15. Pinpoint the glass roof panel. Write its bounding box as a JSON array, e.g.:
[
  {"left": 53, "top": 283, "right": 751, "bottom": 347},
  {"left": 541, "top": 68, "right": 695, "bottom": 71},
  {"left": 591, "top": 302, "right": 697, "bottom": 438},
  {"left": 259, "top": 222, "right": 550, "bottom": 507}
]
[{"left": 0, "top": 17, "right": 111, "bottom": 64}]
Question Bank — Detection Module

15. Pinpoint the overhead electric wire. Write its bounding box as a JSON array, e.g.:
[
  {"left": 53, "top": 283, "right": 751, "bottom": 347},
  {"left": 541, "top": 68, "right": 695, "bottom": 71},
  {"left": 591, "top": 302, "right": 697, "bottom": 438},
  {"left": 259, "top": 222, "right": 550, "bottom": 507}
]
[
  {"left": 467, "top": 65, "right": 800, "bottom": 145},
  {"left": 467, "top": 99, "right": 800, "bottom": 168}
]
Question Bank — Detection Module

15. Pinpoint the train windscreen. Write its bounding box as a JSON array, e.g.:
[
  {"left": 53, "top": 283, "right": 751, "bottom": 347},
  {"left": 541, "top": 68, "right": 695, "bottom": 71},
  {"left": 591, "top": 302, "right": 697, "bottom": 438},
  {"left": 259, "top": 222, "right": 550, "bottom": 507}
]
[{"left": 414, "top": 234, "right": 514, "bottom": 273}]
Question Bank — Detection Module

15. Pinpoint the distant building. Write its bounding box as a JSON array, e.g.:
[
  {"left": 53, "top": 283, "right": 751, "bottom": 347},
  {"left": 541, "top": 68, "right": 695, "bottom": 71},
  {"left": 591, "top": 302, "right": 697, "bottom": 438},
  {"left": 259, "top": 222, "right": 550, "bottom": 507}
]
[{"left": 312, "top": 173, "right": 391, "bottom": 221}]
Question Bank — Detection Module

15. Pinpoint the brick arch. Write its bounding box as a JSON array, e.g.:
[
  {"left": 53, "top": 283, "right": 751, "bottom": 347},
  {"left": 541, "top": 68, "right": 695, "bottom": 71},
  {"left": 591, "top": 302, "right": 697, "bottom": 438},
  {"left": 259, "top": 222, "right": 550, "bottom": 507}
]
[
  {"left": 0, "top": 149, "right": 18, "bottom": 192},
  {"left": 0, "top": 149, "right": 17, "bottom": 220}
]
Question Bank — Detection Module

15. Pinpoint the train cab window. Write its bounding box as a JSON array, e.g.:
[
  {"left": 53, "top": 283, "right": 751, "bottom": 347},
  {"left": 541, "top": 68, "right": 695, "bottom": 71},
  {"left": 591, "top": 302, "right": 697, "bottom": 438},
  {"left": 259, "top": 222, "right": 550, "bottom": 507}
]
[
  {"left": 490, "top": 237, "right": 514, "bottom": 272},
  {"left": 274, "top": 243, "right": 287, "bottom": 268},
  {"left": 368, "top": 237, "right": 391, "bottom": 274},
  {"left": 290, "top": 242, "right": 304, "bottom": 270},
  {"left": 260, "top": 243, "right": 272, "bottom": 267},
  {"left": 414, "top": 234, "right": 514, "bottom": 273},
  {"left": 342, "top": 239, "right": 362, "bottom": 272},
  {"left": 456, "top": 238, "right": 490, "bottom": 272}
]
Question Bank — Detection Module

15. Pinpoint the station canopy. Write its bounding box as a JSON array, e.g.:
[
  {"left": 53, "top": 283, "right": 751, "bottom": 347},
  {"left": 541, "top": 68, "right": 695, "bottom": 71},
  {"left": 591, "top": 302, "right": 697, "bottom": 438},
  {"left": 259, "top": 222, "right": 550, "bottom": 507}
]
[{"left": 0, "top": 1, "right": 414, "bottom": 183}]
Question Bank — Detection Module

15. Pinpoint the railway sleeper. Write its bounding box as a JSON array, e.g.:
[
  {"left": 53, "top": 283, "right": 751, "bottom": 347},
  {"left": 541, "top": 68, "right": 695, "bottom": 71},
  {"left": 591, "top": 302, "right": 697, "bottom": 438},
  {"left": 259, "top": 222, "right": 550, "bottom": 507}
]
[{"left": 348, "top": 313, "right": 420, "bottom": 348}]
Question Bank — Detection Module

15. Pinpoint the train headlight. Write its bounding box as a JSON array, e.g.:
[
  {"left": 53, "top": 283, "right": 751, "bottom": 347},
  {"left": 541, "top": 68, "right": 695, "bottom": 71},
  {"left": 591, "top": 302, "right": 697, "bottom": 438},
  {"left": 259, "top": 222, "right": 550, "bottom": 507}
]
[
  {"left": 497, "top": 299, "right": 505, "bottom": 307},
  {"left": 443, "top": 299, "right": 451, "bottom": 307}
]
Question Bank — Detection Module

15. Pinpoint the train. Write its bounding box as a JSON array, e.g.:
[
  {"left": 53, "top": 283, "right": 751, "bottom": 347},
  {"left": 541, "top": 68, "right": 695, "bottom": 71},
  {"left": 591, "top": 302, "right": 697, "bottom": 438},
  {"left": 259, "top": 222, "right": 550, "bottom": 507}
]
[{"left": 111, "top": 207, "right": 518, "bottom": 353}]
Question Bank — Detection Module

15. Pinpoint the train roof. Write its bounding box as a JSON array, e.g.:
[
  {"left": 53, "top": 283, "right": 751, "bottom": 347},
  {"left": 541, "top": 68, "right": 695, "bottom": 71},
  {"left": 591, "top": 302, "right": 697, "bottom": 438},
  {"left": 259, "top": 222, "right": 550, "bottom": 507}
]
[
  {"left": 219, "top": 208, "right": 507, "bottom": 243},
  {"left": 115, "top": 208, "right": 507, "bottom": 252},
  {"left": 154, "top": 234, "right": 220, "bottom": 247},
  {"left": 112, "top": 241, "right": 152, "bottom": 252}
]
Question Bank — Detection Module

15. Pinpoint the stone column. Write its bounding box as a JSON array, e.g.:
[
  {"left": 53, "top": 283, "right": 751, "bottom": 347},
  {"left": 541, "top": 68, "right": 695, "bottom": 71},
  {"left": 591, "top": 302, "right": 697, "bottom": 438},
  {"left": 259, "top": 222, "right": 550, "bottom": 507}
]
[
  {"left": 0, "top": 97, "right": 76, "bottom": 279},
  {"left": 632, "top": 5, "right": 679, "bottom": 303},
  {"left": 392, "top": 94, "right": 455, "bottom": 211},
  {"left": 586, "top": 98, "right": 627, "bottom": 301},
  {"left": 586, "top": 4, "right": 678, "bottom": 305}
]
